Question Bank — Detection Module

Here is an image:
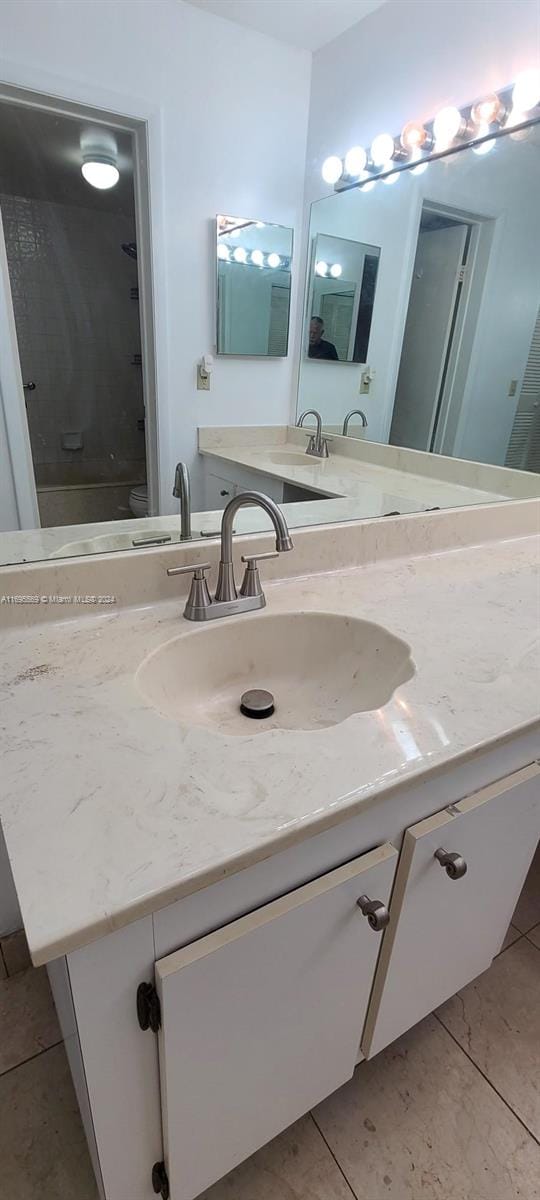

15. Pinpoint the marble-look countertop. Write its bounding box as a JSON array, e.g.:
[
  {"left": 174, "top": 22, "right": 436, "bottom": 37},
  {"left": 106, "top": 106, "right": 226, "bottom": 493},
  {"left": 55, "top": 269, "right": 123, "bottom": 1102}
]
[
  {"left": 1, "top": 531, "right": 539, "bottom": 965},
  {"left": 199, "top": 440, "right": 508, "bottom": 510}
]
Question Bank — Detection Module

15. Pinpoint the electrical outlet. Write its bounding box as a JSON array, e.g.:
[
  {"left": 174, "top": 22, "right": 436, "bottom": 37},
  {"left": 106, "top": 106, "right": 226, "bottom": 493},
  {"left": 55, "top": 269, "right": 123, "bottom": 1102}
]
[
  {"left": 197, "top": 364, "right": 210, "bottom": 391},
  {"left": 508, "top": 379, "right": 518, "bottom": 397}
]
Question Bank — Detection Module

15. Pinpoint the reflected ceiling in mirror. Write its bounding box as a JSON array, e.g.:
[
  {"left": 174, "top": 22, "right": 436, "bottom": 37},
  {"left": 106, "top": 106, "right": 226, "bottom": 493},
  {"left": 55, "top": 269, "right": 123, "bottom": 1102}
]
[{"left": 216, "top": 214, "right": 293, "bottom": 357}]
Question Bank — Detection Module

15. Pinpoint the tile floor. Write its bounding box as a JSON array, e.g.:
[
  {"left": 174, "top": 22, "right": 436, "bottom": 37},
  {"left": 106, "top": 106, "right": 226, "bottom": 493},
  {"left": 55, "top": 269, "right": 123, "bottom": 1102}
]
[{"left": 1, "top": 848, "right": 539, "bottom": 1200}]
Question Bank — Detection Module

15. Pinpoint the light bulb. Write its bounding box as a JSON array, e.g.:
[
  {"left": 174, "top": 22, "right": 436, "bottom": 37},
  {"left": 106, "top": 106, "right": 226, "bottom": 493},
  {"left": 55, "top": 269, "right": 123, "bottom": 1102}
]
[
  {"left": 361, "top": 179, "right": 376, "bottom": 193},
  {"left": 81, "top": 159, "right": 119, "bottom": 190},
  {"left": 433, "top": 105, "right": 465, "bottom": 146},
  {"left": 383, "top": 170, "right": 399, "bottom": 185},
  {"left": 473, "top": 124, "right": 496, "bottom": 155},
  {"left": 315, "top": 260, "right": 328, "bottom": 277},
  {"left": 371, "top": 132, "right": 395, "bottom": 167},
  {"left": 233, "top": 246, "right": 247, "bottom": 263},
  {"left": 471, "top": 94, "right": 505, "bottom": 126},
  {"left": 344, "top": 145, "right": 367, "bottom": 176},
  {"left": 400, "top": 121, "right": 429, "bottom": 151},
  {"left": 321, "top": 155, "right": 343, "bottom": 184},
  {"left": 267, "top": 252, "right": 281, "bottom": 269},
  {"left": 330, "top": 263, "right": 342, "bottom": 278},
  {"left": 217, "top": 243, "right": 230, "bottom": 261},
  {"left": 410, "top": 149, "right": 429, "bottom": 175},
  {"left": 512, "top": 69, "right": 540, "bottom": 113},
  {"left": 251, "top": 249, "right": 264, "bottom": 266}
]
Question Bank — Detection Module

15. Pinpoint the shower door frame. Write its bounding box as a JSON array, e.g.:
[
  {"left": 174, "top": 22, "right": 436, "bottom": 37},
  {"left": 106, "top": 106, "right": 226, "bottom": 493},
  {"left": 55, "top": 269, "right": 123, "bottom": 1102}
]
[{"left": 0, "top": 82, "right": 160, "bottom": 528}]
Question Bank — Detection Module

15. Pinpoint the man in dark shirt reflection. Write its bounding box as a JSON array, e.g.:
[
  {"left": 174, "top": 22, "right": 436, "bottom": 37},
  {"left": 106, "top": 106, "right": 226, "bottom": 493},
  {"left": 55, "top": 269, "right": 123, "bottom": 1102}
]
[{"left": 308, "top": 316, "right": 339, "bottom": 360}]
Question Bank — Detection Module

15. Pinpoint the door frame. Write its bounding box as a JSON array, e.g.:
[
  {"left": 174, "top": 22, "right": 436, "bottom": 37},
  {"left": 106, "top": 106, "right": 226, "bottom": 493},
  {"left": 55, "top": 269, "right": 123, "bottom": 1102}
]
[{"left": 0, "top": 81, "right": 160, "bottom": 527}]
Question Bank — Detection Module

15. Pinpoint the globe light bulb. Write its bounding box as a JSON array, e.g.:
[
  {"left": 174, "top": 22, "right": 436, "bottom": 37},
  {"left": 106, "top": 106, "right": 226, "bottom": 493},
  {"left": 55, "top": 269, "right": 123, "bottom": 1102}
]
[
  {"left": 251, "top": 249, "right": 264, "bottom": 266},
  {"left": 81, "top": 159, "right": 119, "bottom": 190},
  {"left": 473, "top": 124, "right": 496, "bottom": 155},
  {"left": 361, "top": 179, "right": 376, "bottom": 193},
  {"left": 400, "top": 121, "right": 429, "bottom": 151},
  {"left": 344, "top": 145, "right": 367, "bottom": 176},
  {"left": 267, "top": 252, "right": 281, "bottom": 269},
  {"left": 370, "top": 132, "right": 395, "bottom": 167},
  {"left": 321, "top": 155, "right": 343, "bottom": 184},
  {"left": 512, "top": 69, "right": 540, "bottom": 113},
  {"left": 383, "top": 170, "right": 399, "bottom": 185},
  {"left": 471, "top": 94, "right": 505, "bottom": 126},
  {"left": 330, "top": 263, "right": 342, "bottom": 278},
  {"left": 410, "top": 149, "right": 429, "bottom": 176},
  {"left": 217, "top": 243, "right": 230, "bottom": 261},
  {"left": 233, "top": 246, "right": 247, "bottom": 263},
  {"left": 315, "top": 261, "right": 328, "bottom": 277},
  {"left": 433, "top": 105, "right": 465, "bottom": 147}
]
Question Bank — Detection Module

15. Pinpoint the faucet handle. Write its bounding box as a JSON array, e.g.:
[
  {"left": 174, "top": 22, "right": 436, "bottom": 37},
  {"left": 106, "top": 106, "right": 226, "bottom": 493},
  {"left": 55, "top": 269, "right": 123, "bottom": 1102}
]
[
  {"left": 166, "top": 562, "right": 211, "bottom": 578},
  {"left": 239, "top": 551, "right": 278, "bottom": 599}
]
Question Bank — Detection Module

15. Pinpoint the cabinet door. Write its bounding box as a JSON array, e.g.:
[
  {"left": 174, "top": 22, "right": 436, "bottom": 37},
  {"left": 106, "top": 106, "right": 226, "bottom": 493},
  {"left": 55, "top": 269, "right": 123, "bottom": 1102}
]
[
  {"left": 155, "top": 842, "right": 397, "bottom": 1200},
  {"left": 362, "top": 762, "right": 540, "bottom": 1059}
]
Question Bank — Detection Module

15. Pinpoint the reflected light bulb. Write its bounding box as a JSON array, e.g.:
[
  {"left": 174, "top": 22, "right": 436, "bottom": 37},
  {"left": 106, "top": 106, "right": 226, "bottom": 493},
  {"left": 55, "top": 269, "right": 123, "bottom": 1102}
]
[
  {"left": 81, "top": 159, "right": 119, "bottom": 190},
  {"left": 400, "top": 121, "right": 429, "bottom": 151},
  {"left": 233, "top": 246, "right": 247, "bottom": 263},
  {"left": 330, "top": 263, "right": 342, "bottom": 278},
  {"left": 433, "top": 105, "right": 464, "bottom": 146},
  {"left": 321, "top": 155, "right": 343, "bottom": 184},
  {"left": 512, "top": 69, "right": 540, "bottom": 113},
  {"left": 410, "top": 149, "right": 429, "bottom": 175},
  {"left": 361, "top": 179, "right": 376, "bottom": 193},
  {"left": 471, "top": 94, "right": 505, "bottom": 126},
  {"left": 371, "top": 132, "right": 395, "bottom": 167},
  {"left": 315, "top": 260, "right": 328, "bottom": 276},
  {"left": 344, "top": 145, "right": 367, "bottom": 176},
  {"left": 267, "top": 252, "right": 281, "bottom": 269},
  {"left": 473, "top": 124, "right": 496, "bottom": 154},
  {"left": 251, "top": 249, "right": 264, "bottom": 266},
  {"left": 383, "top": 170, "right": 399, "bottom": 185},
  {"left": 217, "top": 243, "right": 230, "bottom": 260}
]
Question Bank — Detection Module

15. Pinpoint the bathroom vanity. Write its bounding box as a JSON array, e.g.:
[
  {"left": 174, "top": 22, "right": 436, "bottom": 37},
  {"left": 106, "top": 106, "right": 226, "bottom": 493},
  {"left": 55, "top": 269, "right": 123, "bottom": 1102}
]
[{"left": 1, "top": 501, "right": 539, "bottom": 1200}]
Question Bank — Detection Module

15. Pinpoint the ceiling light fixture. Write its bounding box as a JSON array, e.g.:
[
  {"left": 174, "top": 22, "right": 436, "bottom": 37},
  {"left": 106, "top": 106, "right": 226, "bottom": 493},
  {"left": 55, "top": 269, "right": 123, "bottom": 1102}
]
[{"left": 81, "top": 155, "right": 119, "bottom": 190}]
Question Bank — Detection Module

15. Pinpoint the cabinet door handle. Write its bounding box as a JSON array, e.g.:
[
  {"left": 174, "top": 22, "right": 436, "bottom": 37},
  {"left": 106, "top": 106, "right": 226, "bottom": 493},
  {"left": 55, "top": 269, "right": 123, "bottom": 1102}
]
[
  {"left": 357, "top": 894, "right": 390, "bottom": 931},
  {"left": 434, "top": 847, "right": 468, "bottom": 880},
  {"left": 220, "top": 488, "right": 230, "bottom": 496}
]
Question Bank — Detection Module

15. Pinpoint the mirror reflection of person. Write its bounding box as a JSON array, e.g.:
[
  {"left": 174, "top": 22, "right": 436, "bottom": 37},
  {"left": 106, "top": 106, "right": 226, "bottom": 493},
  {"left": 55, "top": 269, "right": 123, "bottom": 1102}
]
[{"left": 308, "top": 316, "right": 338, "bottom": 360}]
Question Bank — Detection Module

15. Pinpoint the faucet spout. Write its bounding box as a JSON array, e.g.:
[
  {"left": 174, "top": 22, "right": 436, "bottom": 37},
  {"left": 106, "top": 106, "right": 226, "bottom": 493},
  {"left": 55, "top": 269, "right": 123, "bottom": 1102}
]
[
  {"left": 172, "top": 462, "right": 191, "bottom": 541},
  {"left": 216, "top": 491, "right": 293, "bottom": 602},
  {"left": 342, "top": 409, "right": 368, "bottom": 435}
]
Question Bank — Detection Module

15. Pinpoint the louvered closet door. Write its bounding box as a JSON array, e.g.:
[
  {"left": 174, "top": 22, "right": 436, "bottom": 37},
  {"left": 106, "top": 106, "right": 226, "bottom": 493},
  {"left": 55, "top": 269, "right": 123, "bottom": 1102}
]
[
  {"left": 155, "top": 842, "right": 398, "bottom": 1200},
  {"left": 505, "top": 304, "right": 540, "bottom": 471}
]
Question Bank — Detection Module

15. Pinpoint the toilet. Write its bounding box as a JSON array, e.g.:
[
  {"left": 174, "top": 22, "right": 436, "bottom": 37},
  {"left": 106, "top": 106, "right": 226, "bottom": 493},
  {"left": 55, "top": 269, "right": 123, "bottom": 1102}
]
[{"left": 129, "top": 485, "right": 149, "bottom": 517}]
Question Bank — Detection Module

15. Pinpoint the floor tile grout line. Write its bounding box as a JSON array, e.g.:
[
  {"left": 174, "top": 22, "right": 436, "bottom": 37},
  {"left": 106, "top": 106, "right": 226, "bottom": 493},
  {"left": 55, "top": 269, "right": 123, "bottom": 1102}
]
[
  {"left": 0, "top": 1038, "right": 63, "bottom": 1082},
  {"left": 433, "top": 1012, "right": 540, "bottom": 1147},
  {"left": 309, "top": 1111, "right": 359, "bottom": 1199},
  {"left": 525, "top": 932, "right": 540, "bottom": 949}
]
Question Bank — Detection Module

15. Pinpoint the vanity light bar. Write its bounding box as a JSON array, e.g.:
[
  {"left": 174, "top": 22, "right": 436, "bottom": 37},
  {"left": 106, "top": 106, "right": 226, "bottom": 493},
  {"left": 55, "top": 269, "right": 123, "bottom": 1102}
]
[
  {"left": 217, "top": 245, "right": 291, "bottom": 269},
  {"left": 321, "top": 68, "right": 540, "bottom": 190}
]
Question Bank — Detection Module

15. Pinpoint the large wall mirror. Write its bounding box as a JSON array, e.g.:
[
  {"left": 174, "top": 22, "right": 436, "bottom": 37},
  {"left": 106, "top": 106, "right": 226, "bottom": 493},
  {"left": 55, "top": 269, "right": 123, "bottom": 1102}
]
[
  {"left": 216, "top": 214, "right": 293, "bottom": 356},
  {"left": 298, "top": 120, "right": 540, "bottom": 488}
]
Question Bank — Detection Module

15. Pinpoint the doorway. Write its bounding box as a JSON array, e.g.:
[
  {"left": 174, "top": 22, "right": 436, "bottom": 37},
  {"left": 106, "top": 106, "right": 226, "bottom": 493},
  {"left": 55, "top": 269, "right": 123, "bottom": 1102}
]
[
  {"left": 0, "top": 86, "right": 158, "bottom": 531},
  {"left": 389, "top": 204, "right": 484, "bottom": 455}
]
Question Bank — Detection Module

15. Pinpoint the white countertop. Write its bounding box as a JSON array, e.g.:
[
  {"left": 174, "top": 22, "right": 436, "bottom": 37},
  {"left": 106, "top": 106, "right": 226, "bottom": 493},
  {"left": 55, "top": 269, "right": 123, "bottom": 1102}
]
[{"left": 1, "top": 526, "right": 539, "bottom": 965}]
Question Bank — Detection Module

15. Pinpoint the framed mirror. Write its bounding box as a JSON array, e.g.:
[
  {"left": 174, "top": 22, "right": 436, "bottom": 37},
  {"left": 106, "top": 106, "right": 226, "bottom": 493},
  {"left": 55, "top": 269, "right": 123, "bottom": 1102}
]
[
  {"left": 306, "top": 233, "right": 380, "bottom": 363},
  {"left": 216, "top": 214, "right": 293, "bottom": 357}
]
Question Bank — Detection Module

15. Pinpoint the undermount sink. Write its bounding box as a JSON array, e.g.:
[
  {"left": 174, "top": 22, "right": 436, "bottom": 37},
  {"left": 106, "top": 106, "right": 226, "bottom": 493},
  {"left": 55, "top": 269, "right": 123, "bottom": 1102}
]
[
  {"left": 136, "top": 611, "right": 414, "bottom": 736},
  {"left": 50, "top": 530, "right": 180, "bottom": 557},
  {"left": 266, "top": 451, "right": 321, "bottom": 467}
]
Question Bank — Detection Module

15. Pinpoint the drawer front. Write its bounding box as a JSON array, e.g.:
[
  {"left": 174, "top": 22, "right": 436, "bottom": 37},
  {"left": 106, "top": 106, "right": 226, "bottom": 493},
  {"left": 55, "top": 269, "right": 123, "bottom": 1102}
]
[
  {"left": 362, "top": 762, "right": 540, "bottom": 1059},
  {"left": 156, "top": 842, "right": 397, "bottom": 1200}
]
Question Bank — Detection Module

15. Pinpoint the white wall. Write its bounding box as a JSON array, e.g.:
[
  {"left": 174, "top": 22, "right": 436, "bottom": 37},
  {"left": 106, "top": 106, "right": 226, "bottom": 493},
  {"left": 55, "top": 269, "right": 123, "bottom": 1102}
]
[{"left": 0, "top": 0, "right": 311, "bottom": 511}]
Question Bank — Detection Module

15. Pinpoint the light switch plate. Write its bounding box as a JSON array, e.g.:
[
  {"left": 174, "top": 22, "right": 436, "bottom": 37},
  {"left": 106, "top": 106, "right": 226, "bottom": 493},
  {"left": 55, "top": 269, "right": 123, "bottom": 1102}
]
[{"left": 197, "top": 364, "right": 210, "bottom": 391}]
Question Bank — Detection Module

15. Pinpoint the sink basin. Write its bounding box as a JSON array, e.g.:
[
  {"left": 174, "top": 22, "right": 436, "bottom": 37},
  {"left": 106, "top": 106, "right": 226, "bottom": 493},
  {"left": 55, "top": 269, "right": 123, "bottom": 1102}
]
[
  {"left": 50, "top": 530, "right": 181, "bottom": 557},
  {"left": 136, "top": 611, "right": 414, "bottom": 736},
  {"left": 267, "top": 451, "right": 321, "bottom": 468}
]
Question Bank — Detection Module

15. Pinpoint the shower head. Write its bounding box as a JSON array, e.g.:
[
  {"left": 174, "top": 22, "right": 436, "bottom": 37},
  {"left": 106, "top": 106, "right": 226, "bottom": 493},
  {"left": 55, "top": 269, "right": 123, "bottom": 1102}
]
[{"left": 122, "top": 242, "right": 137, "bottom": 260}]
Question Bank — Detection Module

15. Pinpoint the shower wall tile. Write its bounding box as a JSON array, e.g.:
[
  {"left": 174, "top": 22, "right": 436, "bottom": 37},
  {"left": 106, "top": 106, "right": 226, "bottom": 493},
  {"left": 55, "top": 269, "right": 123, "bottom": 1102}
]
[{"left": 0, "top": 194, "right": 146, "bottom": 486}]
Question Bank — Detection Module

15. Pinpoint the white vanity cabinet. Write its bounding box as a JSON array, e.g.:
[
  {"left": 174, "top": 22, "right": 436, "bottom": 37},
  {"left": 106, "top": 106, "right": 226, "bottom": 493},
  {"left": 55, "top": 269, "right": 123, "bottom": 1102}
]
[
  {"left": 202, "top": 457, "right": 284, "bottom": 510},
  {"left": 49, "top": 738, "right": 540, "bottom": 1200},
  {"left": 156, "top": 844, "right": 397, "bottom": 1200},
  {"left": 362, "top": 762, "right": 540, "bottom": 1058}
]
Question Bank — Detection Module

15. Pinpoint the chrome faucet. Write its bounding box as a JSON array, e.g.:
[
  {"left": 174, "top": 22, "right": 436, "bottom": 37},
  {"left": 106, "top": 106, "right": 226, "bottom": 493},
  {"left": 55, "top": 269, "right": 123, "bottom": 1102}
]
[
  {"left": 297, "top": 409, "right": 330, "bottom": 458},
  {"left": 172, "top": 461, "right": 191, "bottom": 540},
  {"left": 167, "top": 491, "right": 293, "bottom": 621},
  {"left": 342, "top": 409, "right": 368, "bottom": 435}
]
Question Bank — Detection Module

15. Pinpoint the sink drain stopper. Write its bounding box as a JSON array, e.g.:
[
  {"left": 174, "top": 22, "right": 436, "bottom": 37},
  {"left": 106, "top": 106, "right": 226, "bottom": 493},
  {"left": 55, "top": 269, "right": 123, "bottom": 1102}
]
[{"left": 240, "top": 689, "right": 275, "bottom": 719}]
